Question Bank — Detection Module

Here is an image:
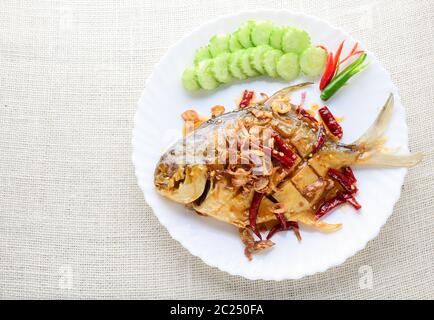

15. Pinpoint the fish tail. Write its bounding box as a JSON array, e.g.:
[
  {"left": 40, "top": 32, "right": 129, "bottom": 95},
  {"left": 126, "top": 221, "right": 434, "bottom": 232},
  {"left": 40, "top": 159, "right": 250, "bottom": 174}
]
[{"left": 349, "top": 94, "right": 423, "bottom": 168}]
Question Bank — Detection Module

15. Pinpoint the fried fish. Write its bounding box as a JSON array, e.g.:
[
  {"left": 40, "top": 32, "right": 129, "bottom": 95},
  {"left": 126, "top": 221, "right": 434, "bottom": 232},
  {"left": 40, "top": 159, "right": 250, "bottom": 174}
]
[{"left": 153, "top": 83, "right": 422, "bottom": 257}]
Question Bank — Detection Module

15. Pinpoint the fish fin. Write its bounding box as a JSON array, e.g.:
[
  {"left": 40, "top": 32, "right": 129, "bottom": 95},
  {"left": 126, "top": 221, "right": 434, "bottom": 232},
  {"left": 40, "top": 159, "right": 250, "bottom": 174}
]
[
  {"left": 357, "top": 151, "right": 423, "bottom": 168},
  {"left": 349, "top": 94, "right": 422, "bottom": 168},
  {"left": 350, "top": 94, "right": 394, "bottom": 150}
]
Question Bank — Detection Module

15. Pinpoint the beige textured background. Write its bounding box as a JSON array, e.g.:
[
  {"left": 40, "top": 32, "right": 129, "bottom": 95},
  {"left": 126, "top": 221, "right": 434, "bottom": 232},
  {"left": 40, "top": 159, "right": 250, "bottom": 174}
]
[{"left": 0, "top": 0, "right": 433, "bottom": 299}]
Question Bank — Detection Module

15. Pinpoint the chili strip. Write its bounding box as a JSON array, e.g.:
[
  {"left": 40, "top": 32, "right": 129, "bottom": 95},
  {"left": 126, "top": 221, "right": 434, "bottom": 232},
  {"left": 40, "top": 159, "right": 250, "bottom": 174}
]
[{"left": 320, "top": 52, "right": 334, "bottom": 90}]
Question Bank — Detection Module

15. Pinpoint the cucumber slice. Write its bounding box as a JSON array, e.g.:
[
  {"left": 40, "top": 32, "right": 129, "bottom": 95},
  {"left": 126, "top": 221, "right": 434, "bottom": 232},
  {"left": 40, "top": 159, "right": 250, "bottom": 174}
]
[
  {"left": 197, "top": 60, "right": 220, "bottom": 90},
  {"left": 237, "top": 20, "right": 255, "bottom": 48},
  {"left": 209, "top": 34, "right": 230, "bottom": 57},
  {"left": 239, "top": 48, "right": 259, "bottom": 77},
  {"left": 229, "top": 32, "right": 243, "bottom": 52},
  {"left": 249, "top": 45, "right": 271, "bottom": 74},
  {"left": 229, "top": 51, "right": 248, "bottom": 80},
  {"left": 300, "top": 46, "right": 327, "bottom": 77},
  {"left": 182, "top": 66, "right": 200, "bottom": 91},
  {"left": 276, "top": 52, "right": 300, "bottom": 81},
  {"left": 194, "top": 46, "right": 212, "bottom": 65},
  {"left": 269, "top": 26, "right": 287, "bottom": 50},
  {"left": 282, "top": 27, "right": 311, "bottom": 54},
  {"left": 262, "top": 49, "right": 283, "bottom": 78},
  {"left": 251, "top": 20, "right": 274, "bottom": 46},
  {"left": 211, "top": 53, "right": 233, "bottom": 83}
]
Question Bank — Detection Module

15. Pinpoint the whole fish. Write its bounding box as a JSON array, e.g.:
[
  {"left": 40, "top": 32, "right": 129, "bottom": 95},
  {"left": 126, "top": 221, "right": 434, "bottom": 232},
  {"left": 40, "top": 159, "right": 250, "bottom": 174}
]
[{"left": 154, "top": 83, "right": 421, "bottom": 255}]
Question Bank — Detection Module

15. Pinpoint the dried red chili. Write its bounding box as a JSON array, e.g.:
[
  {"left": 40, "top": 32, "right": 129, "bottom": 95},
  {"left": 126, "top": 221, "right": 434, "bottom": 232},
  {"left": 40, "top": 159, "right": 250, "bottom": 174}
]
[
  {"left": 239, "top": 90, "right": 254, "bottom": 108},
  {"left": 315, "top": 194, "right": 346, "bottom": 219},
  {"left": 316, "top": 192, "right": 362, "bottom": 219},
  {"left": 272, "top": 133, "right": 297, "bottom": 167},
  {"left": 296, "top": 106, "right": 318, "bottom": 124},
  {"left": 342, "top": 166, "right": 356, "bottom": 184},
  {"left": 340, "top": 193, "right": 362, "bottom": 210},
  {"left": 318, "top": 106, "right": 343, "bottom": 139},
  {"left": 331, "top": 41, "right": 345, "bottom": 75},
  {"left": 327, "top": 168, "right": 358, "bottom": 194},
  {"left": 260, "top": 145, "right": 296, "bottom": 169},
  {"left": 249, "top": 192, "right": 264, "bottom": 239},
  {"left": 311, "top": 124, "right": 326, "bottom": 154}
]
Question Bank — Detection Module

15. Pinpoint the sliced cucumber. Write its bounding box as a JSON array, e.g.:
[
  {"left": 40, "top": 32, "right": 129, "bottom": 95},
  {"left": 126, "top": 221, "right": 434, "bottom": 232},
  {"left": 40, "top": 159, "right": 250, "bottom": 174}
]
[
  {"left": 197, "top": 60, "right": 220, "bottom": 90},
  {"left": 229, "top": 32, "right": 243, "bottom": 52},
  {"left": 229, "top": 50, "right": 248, "bottom": 80},
  {"left": 237, "top": 20, "right": 255, "bottom": 48},
  {"left": 239, "top": 48, "right": 259, "bottom": 77},
  {"left": 276, "top": 52, "right": 300, "bottom": 81},
  {"left": 269, "top": 26, "right": 287, "bottom": 50},
  {"left": 209, "top": 34, "right": 230, "bottom": 57},
  {"left": 194, "top": 46, "right": 212, "bottom": 65},
  {"left": 211, "top": 53, "right": 233, "bottom": 83},
  {"left": 249, "top": 45, "right": 271, "bottom": 74},
  {"left": 251, "top": 20, "right": 274, "bottom": 46},
  {"left": 282, "top": 27, "right": 311, "bottom": 54},
  {"left": 262, "top": 49, "right": 283, "bottom": 78},
  {"left": 182, "top": 66, "right": 200, "bottom": 91},
  {"left": 300, "top": 46, "right": 327, "bottom": 77}
]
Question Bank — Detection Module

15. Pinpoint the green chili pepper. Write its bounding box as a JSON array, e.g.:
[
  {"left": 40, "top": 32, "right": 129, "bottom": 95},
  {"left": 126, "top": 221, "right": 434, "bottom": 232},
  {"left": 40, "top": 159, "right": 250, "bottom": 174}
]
[{"left": 320, "top": 53, "right": 368, "bottom": 101}]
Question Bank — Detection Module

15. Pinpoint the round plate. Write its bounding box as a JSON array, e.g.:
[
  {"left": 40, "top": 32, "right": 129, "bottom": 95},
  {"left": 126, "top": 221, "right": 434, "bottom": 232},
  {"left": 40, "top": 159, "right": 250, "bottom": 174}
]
[{"left": 132, "top": 10, "right": 408, "bottom": 280}]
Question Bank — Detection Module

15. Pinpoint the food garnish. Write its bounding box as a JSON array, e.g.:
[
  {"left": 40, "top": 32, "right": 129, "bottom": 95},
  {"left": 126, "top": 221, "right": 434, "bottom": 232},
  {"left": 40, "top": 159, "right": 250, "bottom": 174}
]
[{"left": 319, "top": 42, "right": 368, "bottom": 101}]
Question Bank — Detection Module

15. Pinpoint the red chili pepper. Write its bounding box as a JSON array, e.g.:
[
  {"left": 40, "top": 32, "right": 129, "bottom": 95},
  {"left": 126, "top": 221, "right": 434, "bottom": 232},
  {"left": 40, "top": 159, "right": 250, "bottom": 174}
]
[
  {"left": 320, "top": 52, "right": 334, "bottom": 90},
  {"left": 274, "top": 211, "right": 288, "bottom": 229},
  {"left": 266, "top": 225, "right": 281, "bottom": 240},
  {"left": 315, "top": 194, "right": 346, "bottom": 219},
  {"left": 340, "top": 42, "right": 362, "bottom": 64},
  {"left": 318, "top": 106, "right": 343, "bottom": 139},
  {"left": 328, "top": 168, "right": 358, "bottom": 194},
  {"left": 332, "top": 41, "right": 345, "bottom": 76},
  {"left": 260, "top": 145, "right": 295, "bottom": 169},
  {"left": 316, "top": 192, "right": 362, "bottom": 219},
  {"left": 340, "top": 193, "right": 362, "bottom": 210},
  {"left": 311, "top": 124, "right": 326, "bottom": 154},
  {"left": 239, "top": 90, "right": 254, "bottom": 108},
  {"left": 249, "top": 192, "right": 264, "bottom": 239},
  {"left": 342, "top": 166, "right": 356, "bottom": 184},
  {"left": 272, "top": 133, "right": 298, "bottom": 167},
  {"left": 296, "top": 106, "right": 318, "bottom": 124}
]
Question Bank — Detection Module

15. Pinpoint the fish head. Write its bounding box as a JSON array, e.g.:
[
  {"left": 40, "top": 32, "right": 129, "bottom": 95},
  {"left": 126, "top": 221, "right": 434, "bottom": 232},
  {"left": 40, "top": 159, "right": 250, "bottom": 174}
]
[{"left": 154, "top": 159, "right": 208, "bottom": 204}]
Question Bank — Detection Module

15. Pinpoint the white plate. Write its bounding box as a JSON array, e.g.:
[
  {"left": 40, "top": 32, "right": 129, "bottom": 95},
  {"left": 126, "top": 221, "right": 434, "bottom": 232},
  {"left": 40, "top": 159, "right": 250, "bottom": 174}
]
[{"left": 132, "top": 10, "right": 409, "bottom": 280}]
